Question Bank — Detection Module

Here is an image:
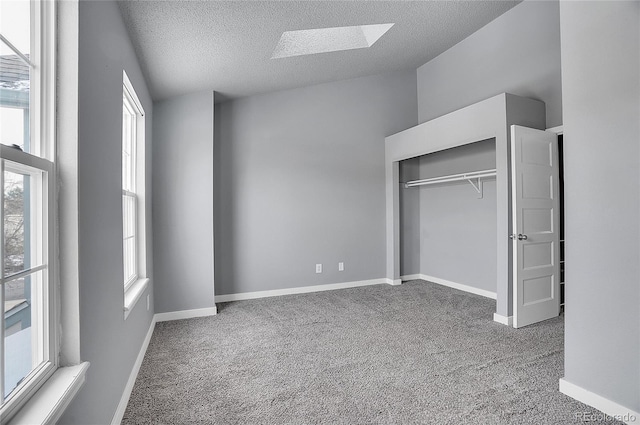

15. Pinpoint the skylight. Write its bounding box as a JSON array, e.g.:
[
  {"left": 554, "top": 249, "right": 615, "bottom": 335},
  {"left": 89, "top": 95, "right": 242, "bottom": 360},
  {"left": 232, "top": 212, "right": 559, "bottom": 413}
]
[{"left": 271, "top": 23, "right": 394, "bottom": 59}]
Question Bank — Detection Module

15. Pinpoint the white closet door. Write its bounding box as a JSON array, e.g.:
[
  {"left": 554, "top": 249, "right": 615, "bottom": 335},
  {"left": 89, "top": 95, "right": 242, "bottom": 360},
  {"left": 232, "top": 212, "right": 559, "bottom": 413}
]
[{"left": 511, "top": 125, "right": 560, "bottom": 328}]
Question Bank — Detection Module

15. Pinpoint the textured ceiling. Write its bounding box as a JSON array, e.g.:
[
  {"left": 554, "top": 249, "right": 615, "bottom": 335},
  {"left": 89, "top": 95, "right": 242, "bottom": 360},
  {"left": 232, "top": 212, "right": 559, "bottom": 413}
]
[{"left": 118, "top": 1, "right": 521, "bottom": 102}]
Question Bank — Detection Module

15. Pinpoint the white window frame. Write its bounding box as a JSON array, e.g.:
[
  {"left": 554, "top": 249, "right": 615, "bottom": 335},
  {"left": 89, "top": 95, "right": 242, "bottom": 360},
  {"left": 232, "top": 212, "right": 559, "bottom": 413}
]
[
  {"left": 122, "top": 71, "right": 148, "bottom": 319},
  {"left": 0, "top": 0, "right": 58, "bottom": 421}
]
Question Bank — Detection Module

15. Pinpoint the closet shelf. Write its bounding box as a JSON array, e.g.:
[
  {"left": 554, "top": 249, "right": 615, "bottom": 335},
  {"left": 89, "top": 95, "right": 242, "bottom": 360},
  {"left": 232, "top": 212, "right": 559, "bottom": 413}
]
[{"left": 404, "top": 168, "right": 497, "bottom": 194}]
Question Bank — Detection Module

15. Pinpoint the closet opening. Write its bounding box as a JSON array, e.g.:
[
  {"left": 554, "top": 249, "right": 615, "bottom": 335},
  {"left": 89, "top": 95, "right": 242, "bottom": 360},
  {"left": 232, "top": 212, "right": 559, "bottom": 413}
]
[
  {"left": 399, "top": 139, "right": 498, "bottom": 301},
  {"left": 385, "top": 93, "right": 556, "bottom": 327}
]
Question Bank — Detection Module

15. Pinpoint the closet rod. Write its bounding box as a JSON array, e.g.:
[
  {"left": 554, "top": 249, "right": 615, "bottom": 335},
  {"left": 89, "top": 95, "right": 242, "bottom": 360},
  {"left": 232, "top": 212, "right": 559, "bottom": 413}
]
[{"left": 404, "top": 168, "right": 496, "bottom": 188}]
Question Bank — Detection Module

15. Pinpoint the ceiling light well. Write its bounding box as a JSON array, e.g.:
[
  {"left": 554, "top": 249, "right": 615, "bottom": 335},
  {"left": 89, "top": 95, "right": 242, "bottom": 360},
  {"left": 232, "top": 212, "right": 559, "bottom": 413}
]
[{"left": 271, "top": 23, "right": 394, "bottom": 59}]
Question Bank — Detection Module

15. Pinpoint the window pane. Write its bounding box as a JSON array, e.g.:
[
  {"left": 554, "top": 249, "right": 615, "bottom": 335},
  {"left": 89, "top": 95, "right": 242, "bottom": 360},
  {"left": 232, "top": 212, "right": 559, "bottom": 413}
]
[
  {"left": 122, "top": 193, "right": 136, "bottom": 239},
  {"left": 0, "top": 48, "right": 30, "bottom": 152},
  {"left": 4, "top": 170, "right": 27, "bottom": 276},
  {"left": 0, "top": 0, "right": 31, "bottom": 56},
  {"left": 122, "top": 102, "right": 135, "bottom": 193},
  {"left": 123, "top": 237, "right": 136, "bottom": 286},
  {"left": 4, "top": 164, "right": 44, "bottom": 277},
  {"left": 123, "top": 193, "right": 136, "bottom": 286},
  {"left": 3, "top": 270, "right": 46, "bottom": 400}
]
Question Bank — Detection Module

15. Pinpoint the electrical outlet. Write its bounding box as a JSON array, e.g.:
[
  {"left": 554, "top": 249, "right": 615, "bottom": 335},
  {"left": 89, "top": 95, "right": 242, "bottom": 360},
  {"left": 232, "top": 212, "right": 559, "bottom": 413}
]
[
  {"left": 315, "top": 264, "right": 322, "bottom": 274},
  {"left": 146, "top": 294, "right": 150, "bottom": 311},
  {"left": 338, "top": 262, "right": 344, "bottom": 271}
]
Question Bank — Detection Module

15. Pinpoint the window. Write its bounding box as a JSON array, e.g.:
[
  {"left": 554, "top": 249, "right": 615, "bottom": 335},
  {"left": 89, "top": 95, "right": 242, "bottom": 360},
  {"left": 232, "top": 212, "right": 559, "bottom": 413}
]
[
  {"left": 122, "top": 71, "right": 147, "bottom": 316},
  {"left": 0, "top": 0, "right": 57, "bottom": 420}
]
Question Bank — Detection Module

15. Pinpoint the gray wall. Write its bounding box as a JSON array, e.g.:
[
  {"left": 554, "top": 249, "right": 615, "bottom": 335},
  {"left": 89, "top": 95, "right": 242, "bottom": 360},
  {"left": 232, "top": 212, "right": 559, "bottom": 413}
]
[
  {"left": 417, "top": 0, "right": 561, "bottom": 128},
  {"left": 214, "top": 71, "right": 417, "bottom": 295},
  {"left": 560, "top": 1, "right": 639, "bottom": 412},
  {"left": 153, "top": 92, "right": 215, "bottom": 313},
  {"left": 60, "top": 1, "right": 155, "bottom": 423},
  {"left": 417, "top": 140, "right": 496, "bottom": 293},
  {"left": 399, "top": 158, "right": 421, "bottom": 276}
]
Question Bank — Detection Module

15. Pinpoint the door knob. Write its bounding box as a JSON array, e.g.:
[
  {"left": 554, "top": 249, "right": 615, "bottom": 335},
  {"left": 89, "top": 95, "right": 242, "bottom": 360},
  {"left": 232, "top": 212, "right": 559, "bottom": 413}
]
[{"left": 518, "top": 234, "right": 528, "bottom": 240}]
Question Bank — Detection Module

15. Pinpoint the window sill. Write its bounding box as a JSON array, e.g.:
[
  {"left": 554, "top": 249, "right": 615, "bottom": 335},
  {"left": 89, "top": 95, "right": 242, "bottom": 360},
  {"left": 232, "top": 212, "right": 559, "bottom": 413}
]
[
  {"left": 124, "top": 278, "right": 149, "bottom": 319},
  {"left": 8, "top": 362, "right": 90, "bottom": 425}
]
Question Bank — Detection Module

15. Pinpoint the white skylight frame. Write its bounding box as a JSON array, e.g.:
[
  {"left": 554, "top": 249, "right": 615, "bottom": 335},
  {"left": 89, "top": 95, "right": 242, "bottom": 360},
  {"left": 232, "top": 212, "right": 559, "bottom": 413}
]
[{"left": 271, "top": 23, "right": 394, "bottom": 59}]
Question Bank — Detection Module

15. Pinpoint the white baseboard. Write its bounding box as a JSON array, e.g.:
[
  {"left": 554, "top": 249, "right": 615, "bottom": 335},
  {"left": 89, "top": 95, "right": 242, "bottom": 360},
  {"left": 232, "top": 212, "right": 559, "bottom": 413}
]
[
  {"left": 400, "top": 274, "right": 422, "bottom": 281},
  {"left": 386, "top": 278, "right": 402, "bottom": 286},
  {"left": 155, "top": 306, "right": 218, "bottom": 322},
  {"left": 493, "top": 313, "right": 513, "bottom": 326},
  {"left": 111, "top": 315, "right": 156, "bottom": 425},
  {"left": 405, "top": 274, "right": 497, "bottom": 300},
  {"left": 215, "top": 278, "right": 389, "bottom": 303},
  {"left": 559, "top": 378, "right": 639, "bottom": 424}
]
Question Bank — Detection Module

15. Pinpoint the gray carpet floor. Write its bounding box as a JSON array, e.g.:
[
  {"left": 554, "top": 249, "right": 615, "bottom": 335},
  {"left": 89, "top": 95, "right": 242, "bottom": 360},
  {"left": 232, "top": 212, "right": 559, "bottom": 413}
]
[{"left": 122, "top": 280, "right": 621, "bottom": 424}]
